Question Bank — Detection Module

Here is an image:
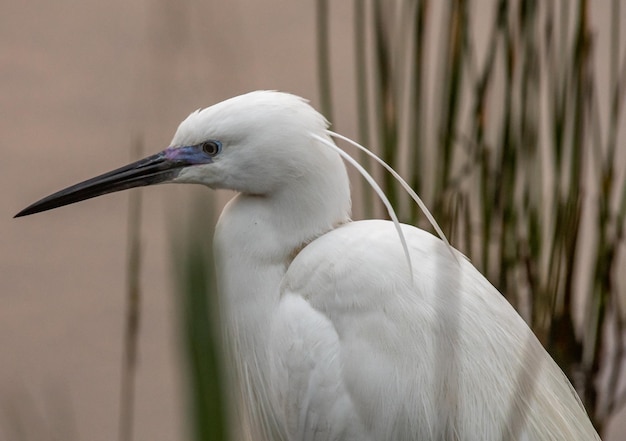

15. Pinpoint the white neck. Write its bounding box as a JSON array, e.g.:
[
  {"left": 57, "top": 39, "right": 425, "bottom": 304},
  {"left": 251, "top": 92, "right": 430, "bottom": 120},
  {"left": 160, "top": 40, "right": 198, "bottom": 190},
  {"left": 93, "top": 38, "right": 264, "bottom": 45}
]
[{"left": 213, "top": 143, "right": 350, "bottom": 348}]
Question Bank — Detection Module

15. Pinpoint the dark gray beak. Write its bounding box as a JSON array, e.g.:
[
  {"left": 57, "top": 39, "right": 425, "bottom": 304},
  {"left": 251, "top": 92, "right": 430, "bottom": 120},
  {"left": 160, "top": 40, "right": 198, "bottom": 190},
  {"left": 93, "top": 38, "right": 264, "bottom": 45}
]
[{"left": 15, "top": 145, "right": 212, "bottom": 218}]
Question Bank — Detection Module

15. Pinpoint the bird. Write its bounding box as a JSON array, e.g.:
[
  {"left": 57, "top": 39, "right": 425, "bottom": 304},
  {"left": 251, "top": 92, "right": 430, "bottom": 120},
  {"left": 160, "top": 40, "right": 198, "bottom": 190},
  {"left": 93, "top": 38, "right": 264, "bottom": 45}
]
[{"left": 16, "top": 91, "right": 600, "bottom": 440}]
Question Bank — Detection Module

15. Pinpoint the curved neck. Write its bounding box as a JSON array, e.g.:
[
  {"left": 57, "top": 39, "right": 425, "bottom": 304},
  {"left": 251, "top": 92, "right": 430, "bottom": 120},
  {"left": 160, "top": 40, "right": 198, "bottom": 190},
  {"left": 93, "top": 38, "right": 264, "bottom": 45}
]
[{"left": 213, "top": 149, "right": 351, "bottom": 317}]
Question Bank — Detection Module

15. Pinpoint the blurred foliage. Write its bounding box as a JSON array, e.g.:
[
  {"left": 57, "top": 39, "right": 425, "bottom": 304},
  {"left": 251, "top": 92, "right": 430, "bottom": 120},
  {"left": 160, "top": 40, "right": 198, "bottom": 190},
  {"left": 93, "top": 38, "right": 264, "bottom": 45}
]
[
  {"left": 318, "top": 0, "right": 626, "bottom": 435},
  {"left": 172, "top": 197, "right": 229, "bottom": 441}
]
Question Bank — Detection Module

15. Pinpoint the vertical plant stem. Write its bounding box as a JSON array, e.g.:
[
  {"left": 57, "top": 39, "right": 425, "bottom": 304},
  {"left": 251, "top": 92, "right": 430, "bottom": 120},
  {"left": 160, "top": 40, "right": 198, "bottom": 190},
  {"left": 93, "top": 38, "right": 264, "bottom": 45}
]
[
  {"left": 354, "top": 0, "right": 374, "bottom": 218},
  {"left": 408, "top": 0, "right": 429, "bottom": 219},
  {"left": 606, "top": 0, "right": 620, "bottom": 166},
  {"left": 434, "top": 0, "right": 467, "bottom": 231},
  {"left": 316, "top": 0, "right": 334, "bottom": 122},
  {"left": 373, "top": 0, "right": 398, "bottom": 208},
  {"left": 470, "top": 0, "right": 507, "bottom": 274},
  {"left": 119, "top": 138, "right": 144, "bottom": 441}
]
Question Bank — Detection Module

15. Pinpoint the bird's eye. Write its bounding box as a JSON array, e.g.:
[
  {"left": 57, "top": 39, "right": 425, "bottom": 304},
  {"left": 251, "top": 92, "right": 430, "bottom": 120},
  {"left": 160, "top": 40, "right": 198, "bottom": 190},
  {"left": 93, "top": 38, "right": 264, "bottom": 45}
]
[{"left": 201, "top": 140, "right": 222, "bottom": 156}]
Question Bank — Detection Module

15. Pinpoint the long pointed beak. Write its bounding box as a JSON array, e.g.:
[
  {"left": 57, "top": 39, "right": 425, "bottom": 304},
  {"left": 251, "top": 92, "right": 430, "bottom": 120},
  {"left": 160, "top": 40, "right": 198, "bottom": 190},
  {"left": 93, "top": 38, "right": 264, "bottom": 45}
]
[{"left": 15, "top": 146, "right": 210, "bottom": 218}]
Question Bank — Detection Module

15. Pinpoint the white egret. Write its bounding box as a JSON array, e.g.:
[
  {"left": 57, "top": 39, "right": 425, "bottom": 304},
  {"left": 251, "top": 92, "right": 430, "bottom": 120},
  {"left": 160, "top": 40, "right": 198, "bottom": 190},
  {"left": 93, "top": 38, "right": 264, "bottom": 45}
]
[{"left": 16, "top": 91, "right": 600, "bottom": 440}]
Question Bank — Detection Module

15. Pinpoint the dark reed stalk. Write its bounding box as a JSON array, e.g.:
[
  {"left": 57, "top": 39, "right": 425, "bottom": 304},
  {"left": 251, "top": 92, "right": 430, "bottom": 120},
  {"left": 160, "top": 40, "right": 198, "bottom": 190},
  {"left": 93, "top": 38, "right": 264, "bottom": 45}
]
[{"left": 119, "top": 137, "right": 144, "bottom": 441}]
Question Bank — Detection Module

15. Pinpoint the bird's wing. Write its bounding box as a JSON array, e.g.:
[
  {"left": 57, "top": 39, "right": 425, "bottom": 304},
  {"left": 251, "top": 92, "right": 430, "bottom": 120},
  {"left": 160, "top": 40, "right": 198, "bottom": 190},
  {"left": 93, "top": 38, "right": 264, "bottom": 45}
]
[
  {"left": 267, "top": 293, "right": 371, "bottom": 441},
  {"left": 278, "top": 219, "right": 599, "bottom": 441}
]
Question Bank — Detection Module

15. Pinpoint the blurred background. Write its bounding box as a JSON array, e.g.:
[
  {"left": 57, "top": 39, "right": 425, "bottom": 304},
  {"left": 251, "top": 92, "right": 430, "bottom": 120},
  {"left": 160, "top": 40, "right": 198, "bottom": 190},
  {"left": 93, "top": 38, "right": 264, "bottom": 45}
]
[{"left": 2, "top": 0, "right": 625, "bottom": 440}]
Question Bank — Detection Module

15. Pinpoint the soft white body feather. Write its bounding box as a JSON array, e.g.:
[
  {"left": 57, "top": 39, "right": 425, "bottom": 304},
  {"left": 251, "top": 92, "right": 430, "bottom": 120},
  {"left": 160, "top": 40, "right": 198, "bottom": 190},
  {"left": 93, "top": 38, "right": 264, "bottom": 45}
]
[
  {"left": 216, "top": 207, "right": 599, "bottom": 440},
  {"left": 199, "top": 92, "right": 600, "bottom": 441}
]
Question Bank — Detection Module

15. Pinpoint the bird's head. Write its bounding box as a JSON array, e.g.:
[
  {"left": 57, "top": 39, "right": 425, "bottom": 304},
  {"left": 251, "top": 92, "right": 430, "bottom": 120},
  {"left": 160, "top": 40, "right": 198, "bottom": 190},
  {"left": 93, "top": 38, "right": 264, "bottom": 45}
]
[{"left": 15, "top": 91, "right": 349, "bottom": 217}]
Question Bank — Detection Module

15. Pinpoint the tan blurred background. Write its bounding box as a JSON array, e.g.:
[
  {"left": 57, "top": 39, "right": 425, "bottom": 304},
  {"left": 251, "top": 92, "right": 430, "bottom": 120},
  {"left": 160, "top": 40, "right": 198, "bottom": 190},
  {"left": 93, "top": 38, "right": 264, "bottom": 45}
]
[{"left": 1, "top": 1, "right": 625, "bottom": 440}]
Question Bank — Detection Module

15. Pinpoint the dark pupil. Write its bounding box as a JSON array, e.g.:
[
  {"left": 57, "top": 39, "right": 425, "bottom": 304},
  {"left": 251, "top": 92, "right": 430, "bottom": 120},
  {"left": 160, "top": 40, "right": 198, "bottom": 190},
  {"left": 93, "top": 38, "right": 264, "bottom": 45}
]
[{"left": 202, "top": 141, "right": 218, "bottom": 155}]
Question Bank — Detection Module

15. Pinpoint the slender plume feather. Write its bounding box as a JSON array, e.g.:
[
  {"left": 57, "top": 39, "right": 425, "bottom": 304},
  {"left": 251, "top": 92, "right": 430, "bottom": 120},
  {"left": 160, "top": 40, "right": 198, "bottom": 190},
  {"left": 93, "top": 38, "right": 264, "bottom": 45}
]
[
  {"left": 327, "top": 130, "right": 456, "bottom": 261},
  {"left": 311, "top": 132, "right": 414, "bottom": 282}
]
